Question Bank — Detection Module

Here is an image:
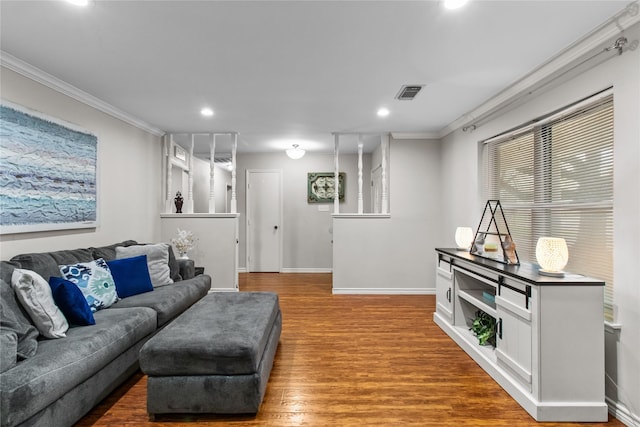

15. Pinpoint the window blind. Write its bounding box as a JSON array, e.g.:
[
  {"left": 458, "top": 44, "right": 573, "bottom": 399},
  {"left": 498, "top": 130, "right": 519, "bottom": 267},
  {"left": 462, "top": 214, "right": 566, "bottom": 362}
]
[{"left": 481, "top": 92, "right": 614, "bottom": 320}]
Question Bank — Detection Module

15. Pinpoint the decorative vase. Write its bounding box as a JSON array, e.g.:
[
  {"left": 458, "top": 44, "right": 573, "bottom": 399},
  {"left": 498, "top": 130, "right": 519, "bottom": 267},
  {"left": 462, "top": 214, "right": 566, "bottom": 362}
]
[
  {"left": 174, "top": 191, "right": 184, "bottom": 214},
  {"left": 178, "top": 251, "right": 189, "bottom": 260}
]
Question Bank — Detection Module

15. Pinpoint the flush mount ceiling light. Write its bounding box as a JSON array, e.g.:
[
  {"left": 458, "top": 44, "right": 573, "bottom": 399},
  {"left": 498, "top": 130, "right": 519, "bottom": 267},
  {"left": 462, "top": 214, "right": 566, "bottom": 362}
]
[
  {"left": 200, "top": 107, "right": 214, "bottom": 117},
  {"left": 65, "top": 0, "right": 90, "bottom": 6},
  {"left": 377, "top": 108, "right": 390, "bottom": 117},
  {"left": 443, "top": 0, "right": 469, "bottom": 10},
  {"left": 286, "top": 144, "right": 306, "bottom": 160}
]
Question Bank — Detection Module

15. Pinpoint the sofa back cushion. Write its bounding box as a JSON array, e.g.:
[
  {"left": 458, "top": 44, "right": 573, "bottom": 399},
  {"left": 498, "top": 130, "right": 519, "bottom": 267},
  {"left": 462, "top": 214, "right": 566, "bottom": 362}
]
[
  {"left": 90, "top": 240, "right": 138, "bottom": 261},
  {"left": 10, "top": 248, "right": 94, "bottom": 282}
]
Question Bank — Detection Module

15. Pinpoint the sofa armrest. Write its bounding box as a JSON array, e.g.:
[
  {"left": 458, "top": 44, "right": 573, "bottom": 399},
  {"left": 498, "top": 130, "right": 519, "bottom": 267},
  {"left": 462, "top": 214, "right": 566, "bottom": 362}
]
[{"left": 177, "top": 259, "right": 195, "bottom": 280}]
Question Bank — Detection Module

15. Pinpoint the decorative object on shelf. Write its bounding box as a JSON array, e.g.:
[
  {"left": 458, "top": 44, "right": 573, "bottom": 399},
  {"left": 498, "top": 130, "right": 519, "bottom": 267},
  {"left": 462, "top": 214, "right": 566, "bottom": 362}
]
[
  {"left": 286, "top": 144, "right": 306, "bottom": 159},
  {"left": 470, "top": 309, "right": 496, "bottom": 347},
  {"left": 308, "top": 172, "right": 345, "bottom": 203},
  {"left": 470, "top": 200, "right": 520, "bottom": 265},
  {"left": 171, "top": 228, "right": 197, "bottom": 259},
  {"left": 454, "top": 227, "right": 474, "bottom": 250},
  {"left": 535, "top": 237, "right": 568, "bottom": 277},
  {"left": 174, "top": 191, "right": 184, "bottom": 213}
]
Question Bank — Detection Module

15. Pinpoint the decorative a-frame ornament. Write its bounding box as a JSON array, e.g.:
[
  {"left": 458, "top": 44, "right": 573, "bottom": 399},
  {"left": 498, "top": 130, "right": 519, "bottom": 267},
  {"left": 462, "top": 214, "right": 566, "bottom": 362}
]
[{"left": 470, "top": 200, "right": 520, "bottom": 265}]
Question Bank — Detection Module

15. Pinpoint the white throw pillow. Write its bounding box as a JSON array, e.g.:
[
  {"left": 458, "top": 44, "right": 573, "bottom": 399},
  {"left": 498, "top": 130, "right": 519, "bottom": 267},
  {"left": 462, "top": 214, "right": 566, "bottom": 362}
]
[
  {"left": 116, "top": 243, "right": 173, "bottom": 287},
  {"left": 11, "top": 269, "right": 69, "bottom": 339}
]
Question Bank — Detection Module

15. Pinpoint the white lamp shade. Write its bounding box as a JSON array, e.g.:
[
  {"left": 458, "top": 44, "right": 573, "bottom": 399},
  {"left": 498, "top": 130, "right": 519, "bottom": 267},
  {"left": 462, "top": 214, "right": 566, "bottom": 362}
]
[
  {"left": 455, "top": 227, "right": 474, "bottom": 250},
  {"left": 535, "top": 237, "right": 569, "bottom": 275},
  {"left": 286, "top": 144, "right": 305, "bottom": 159}
]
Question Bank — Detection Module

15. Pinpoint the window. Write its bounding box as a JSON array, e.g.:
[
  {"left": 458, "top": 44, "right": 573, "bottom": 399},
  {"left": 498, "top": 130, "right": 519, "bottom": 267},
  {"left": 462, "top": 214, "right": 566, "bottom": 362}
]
[{"left": 481, "top": 91, "right": 614, "bottom": 320}]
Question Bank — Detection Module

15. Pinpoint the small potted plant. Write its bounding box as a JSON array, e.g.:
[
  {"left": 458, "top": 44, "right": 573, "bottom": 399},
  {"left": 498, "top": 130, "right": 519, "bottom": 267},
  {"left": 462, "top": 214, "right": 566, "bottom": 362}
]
[{"left": 470, "top": 310, "right": 496, "bottom": 347}]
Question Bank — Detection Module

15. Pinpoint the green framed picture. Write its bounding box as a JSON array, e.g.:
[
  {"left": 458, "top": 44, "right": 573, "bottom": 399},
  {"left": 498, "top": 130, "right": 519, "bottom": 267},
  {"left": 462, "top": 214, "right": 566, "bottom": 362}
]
[{"left": 307, "top": 172, "right": 345, "bottom": 203}]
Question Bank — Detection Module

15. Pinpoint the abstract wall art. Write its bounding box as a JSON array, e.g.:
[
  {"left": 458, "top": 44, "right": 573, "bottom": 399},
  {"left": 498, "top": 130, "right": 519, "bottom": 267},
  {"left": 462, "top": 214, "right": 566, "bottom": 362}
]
[{"left": 0, "top": 101, "right": 98, "bottom": 234}]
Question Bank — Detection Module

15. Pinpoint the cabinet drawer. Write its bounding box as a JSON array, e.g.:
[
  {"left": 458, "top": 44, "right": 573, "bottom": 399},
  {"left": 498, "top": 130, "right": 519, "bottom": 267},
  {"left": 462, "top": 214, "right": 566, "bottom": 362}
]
[{"left": 497, "top": 279, "right": 532, "bottom": 321}]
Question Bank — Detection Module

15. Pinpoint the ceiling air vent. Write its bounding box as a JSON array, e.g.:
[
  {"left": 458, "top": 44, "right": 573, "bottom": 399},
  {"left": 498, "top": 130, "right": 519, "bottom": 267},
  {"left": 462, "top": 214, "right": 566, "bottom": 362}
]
[{"left": 396, "top": 85, "right": 424, "bottom": 100}]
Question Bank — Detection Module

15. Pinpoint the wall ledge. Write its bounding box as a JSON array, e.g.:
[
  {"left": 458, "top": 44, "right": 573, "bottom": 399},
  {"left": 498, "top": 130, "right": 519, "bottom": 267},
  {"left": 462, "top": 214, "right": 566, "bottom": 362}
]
[
  {"left": 160, "top": 213, "right": 240, "bottom": 218},
  {"left": 332, "top": 214, "right": 391, "bottom": 219},
  {"left": 332, "top": 288, "right": 435, "bottom": 295}
]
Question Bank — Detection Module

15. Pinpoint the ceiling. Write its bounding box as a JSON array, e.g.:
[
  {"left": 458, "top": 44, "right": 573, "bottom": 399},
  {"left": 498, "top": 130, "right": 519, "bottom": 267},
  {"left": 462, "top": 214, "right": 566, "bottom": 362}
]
[{"left": 0, "top": 0, "right": 631, "bottom": 154}]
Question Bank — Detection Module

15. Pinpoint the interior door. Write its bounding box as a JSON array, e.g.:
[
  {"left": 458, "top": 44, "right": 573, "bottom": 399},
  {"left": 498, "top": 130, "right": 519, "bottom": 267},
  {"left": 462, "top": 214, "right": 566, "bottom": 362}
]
[{"left": 246, "top": 170, "right": 282, "bottom": 272}]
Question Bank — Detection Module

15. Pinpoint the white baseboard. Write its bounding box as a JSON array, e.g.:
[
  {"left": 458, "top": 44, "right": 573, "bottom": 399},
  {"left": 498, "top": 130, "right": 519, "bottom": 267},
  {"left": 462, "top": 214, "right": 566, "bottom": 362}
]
[
  {"left": 607, "top": 397, "right": 640, "bottom": 427},
  {"left": 332, "top": 288, "right": 436, "bottom": 295},
  {"left": 237, "top": 268, "right": 332, "bottom": 273},
  {"left": 281, "top": 268, "right": 332, "bottom": 273},
  {"left": 208, "top": 288, "right": 238, "bottom": 293}
]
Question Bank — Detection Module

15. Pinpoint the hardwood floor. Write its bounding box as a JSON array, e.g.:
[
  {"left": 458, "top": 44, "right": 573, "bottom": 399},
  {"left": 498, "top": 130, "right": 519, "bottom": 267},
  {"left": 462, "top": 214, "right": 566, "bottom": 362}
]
[{"left": 76, "top": 273, "right": 623, "bottom": 426}]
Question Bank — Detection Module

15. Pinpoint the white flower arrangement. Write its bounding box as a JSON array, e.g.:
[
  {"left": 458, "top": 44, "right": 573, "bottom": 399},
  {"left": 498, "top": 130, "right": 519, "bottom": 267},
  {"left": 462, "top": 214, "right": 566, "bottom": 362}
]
[{"left": 171, "top": 228, "right": 197, "bottom": 257}]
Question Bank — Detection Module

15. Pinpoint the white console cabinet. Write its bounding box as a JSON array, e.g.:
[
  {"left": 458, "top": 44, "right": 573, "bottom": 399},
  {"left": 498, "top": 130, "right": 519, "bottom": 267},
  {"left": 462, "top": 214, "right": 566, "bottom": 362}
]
[{"left": 434, "top": 248, "right": 606, "bottom": 422}]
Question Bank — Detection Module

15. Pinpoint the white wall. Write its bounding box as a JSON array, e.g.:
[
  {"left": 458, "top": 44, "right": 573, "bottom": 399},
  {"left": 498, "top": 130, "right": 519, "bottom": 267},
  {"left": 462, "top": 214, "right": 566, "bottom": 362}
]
[
  {"left": 236, "top": 151, "right": 371, "bottom": 271},
  {"left": 439, "top": 22, "right": 640, "bottom": 424},
  {"left": 0, "top": 67, "right": 163, "bottom": 259},
  {"left": 333, "top": 138, "right": 442, "bottom": 292}
]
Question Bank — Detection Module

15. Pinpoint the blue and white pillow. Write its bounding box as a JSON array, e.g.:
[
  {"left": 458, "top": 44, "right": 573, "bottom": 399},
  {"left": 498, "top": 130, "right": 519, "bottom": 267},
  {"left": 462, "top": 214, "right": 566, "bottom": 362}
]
[{"left": 59, "top": 258, "right": 118, "bottom": 312}]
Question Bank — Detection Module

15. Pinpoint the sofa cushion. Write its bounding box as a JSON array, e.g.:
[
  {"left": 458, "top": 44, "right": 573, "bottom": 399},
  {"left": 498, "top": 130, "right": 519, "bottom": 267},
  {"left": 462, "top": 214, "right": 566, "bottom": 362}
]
[
  {"left": 48, "top": 277, "right": 96, "bottom": 326},
  {"left": 0, "top": 330, "right": 17, "bottom": 373},
  {"left": 110, "top": 274, "right": 210, "bottom": 327},
  {"left": 107, "top": 255, "right": 154, "bottom": 299},
  {"left": 10, "top": 248, "right": 94, "bottom": 282},
  {"left": 0, "top": 306, "right": 157, "bottom": 427},
  {"left": 11, "top": 269, "right": 68, "bottom": 339},
  {"left": 59, "top": 258, "right": 119, "bottom": 312},
  {"left": 0, "top": 279, "right": 39, "bottom": 360},
  {"left": 89, "top": 240, "right": 138, "bottom": 261},
  {"left": 116, "top": 244, "right": 173, "bottom": 288},
  {"left": 0, "top": 261, "right": 20, "bottom": 289}
]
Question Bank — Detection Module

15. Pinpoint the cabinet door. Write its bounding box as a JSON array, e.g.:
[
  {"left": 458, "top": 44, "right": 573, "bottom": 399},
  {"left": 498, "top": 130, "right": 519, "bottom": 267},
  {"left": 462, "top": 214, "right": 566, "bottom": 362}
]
[
  {"left": 496, "top": 284, "right": 532, "bottom": 391},
  {"left": 435, "top": 260, "right": 454, "bottom": 323}
]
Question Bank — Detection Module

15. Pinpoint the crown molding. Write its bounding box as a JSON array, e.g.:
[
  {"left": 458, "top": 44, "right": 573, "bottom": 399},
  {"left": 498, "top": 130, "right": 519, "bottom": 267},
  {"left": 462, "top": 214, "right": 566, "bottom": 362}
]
[
  {"left": 0, "top": 51, "right": 165, "bottom": 137},
  {"left": 439, "top": 1, "right": 640, "bottom": 138},
  {"left": 390, "top": 132, "right": 440, "bottom": 140}
]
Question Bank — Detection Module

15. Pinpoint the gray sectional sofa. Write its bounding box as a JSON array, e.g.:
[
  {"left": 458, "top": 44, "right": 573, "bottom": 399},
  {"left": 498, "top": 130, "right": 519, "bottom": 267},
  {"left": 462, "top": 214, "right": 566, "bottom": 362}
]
[{"left": 0, "top": 240, "right": 211, "bottom": 427}]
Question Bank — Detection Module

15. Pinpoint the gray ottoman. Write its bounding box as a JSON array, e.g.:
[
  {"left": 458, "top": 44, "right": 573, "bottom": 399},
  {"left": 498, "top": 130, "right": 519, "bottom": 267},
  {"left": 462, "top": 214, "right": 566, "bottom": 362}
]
[{"left": 139, "top": 292, "right": 282, "bottom": 417}]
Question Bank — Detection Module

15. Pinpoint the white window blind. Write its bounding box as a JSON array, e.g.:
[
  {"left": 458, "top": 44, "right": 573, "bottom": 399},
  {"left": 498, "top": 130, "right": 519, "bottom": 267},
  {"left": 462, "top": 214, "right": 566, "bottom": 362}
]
[{"left": 481, "top": 92, "right": 614, "bottom": 320}]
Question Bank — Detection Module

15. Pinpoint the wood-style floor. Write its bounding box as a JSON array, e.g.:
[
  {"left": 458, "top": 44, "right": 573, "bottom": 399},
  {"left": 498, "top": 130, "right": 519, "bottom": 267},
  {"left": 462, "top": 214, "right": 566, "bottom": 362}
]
[{"left": 76, "top": 273, "right": 623, "bottom": 427}]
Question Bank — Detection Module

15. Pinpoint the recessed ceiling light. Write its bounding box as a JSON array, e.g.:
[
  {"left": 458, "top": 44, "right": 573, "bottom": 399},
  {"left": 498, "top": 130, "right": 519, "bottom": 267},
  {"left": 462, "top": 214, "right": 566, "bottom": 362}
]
[
  {"left": 377, "top": 108, "right": 390, "bottom": 117},
  {"left": 65, "top": 0, "right": 89, "bottom": 6},
  {"left": 200, "top": 108, "right": 214, "bottom": 117},
  {"left": 443, "top": 0, "right": 469, "bottom": 10}
]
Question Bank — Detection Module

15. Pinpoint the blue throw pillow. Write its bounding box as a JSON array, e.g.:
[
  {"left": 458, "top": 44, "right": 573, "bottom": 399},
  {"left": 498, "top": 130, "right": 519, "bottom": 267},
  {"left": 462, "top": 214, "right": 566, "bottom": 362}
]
[
  {"left": 59, "top": 258, "right": 118, "bottom": 312},
  {"left": 106, "top": 255, "right": 154, "bottom": 299},
  {"left": 48, "top": 277, "right": 96, "bottom": 326}
]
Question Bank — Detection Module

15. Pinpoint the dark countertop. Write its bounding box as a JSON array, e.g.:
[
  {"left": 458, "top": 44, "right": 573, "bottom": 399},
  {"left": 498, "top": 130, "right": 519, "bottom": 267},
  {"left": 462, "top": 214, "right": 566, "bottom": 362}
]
[{"left": 436, "top": 248, "right": 605, "bottom": 286}]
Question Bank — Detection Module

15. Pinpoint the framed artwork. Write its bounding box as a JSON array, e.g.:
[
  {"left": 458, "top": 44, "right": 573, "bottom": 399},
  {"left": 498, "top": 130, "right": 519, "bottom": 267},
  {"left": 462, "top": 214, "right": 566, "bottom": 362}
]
[
  {"left": 174, "top": 145, "right": 187, "bottom": 162},
  {"left": 0, "top": 101, "right": 98, "bottom": 234},
  {"left": 308, "top": 172, "right": 345, "bottom": 203}
]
